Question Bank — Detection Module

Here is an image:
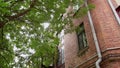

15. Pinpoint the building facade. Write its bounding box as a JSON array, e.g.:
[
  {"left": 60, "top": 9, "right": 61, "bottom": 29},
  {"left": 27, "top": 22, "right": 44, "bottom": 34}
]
[{"left": 64, "top": 0, "right": 120, "bottom": 68}]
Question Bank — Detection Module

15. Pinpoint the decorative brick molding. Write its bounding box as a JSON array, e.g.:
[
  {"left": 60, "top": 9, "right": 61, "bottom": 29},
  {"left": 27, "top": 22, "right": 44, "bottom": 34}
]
[{"left": 75, "top": 47, "right": 120, "bottom": 68}]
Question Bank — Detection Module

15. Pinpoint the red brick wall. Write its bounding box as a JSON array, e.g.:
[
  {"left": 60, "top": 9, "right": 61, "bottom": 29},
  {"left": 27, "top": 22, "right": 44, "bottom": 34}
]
[
  {"left": 101, "top": 59, "right": 120, "bottom": 68},
  {"left": 57, "top": 63, "right": 65, "bottom": 68},
  {"left": 64, "top": 16, "right": 97, "bottom": 68},
  {"left": 89, "top": 0, "right": 120, "bottom": 50},
  {"left": 64, "top": 0, "right": 120, "bottom": 68}
]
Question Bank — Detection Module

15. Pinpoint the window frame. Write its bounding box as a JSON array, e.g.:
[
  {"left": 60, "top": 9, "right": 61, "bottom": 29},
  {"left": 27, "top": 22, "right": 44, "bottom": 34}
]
[{"left": 77, "top": 23, "right": 88, "bottom": 56}]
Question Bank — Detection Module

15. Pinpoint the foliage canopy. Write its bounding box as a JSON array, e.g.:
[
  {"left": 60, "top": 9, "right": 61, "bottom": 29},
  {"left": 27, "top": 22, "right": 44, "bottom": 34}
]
[{"left": 0, "top": 0, "right": 94, "bottom": 68}]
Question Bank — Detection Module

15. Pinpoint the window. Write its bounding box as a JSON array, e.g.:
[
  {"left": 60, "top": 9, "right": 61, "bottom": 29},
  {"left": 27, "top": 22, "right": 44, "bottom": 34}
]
[
  {"left": 77, "top": 23, "right": 88, "bottom": 51},
  {"left": 116, "top": 6, "right": 120, "bottom": 17}
]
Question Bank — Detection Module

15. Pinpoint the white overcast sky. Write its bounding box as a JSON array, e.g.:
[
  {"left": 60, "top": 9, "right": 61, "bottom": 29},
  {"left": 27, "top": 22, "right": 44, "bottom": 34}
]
[{"left": 116, "top": 0, "right": 120, "bottom": 5}]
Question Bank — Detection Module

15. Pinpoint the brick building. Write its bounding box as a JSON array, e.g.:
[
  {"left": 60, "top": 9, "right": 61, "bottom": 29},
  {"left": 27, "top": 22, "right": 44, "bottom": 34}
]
[{"left": 62, "top": 0, "right": 120, "bottom": 68}]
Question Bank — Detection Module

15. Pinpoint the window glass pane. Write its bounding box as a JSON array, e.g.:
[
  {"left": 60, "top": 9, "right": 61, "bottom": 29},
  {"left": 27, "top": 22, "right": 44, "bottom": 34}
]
[
  {"left": 77, "top": 23, "right": 88, "bottom": 50},
  {"left": 78, "top": 34, "right": 84, "bottom": 49}
]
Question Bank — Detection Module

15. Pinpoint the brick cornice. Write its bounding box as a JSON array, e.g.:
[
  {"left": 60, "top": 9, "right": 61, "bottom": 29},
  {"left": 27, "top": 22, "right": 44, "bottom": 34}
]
[{"left": 75, "top": 47, "right": 120, "bottom": 68}]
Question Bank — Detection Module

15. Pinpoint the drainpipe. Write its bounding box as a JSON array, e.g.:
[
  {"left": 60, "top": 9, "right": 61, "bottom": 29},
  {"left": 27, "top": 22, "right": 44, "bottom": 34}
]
[
  {"left": 107, "top": 0, "right": 120, "bottom": 25},
  {"left": 85, "top": 1, "right": 102, "bottom": 68}
]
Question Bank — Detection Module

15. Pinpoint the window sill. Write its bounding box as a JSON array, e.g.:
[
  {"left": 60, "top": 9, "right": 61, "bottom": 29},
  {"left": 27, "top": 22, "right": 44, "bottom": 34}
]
[{"left": 78, "top": 46, "right": 89, "bottom": 56}]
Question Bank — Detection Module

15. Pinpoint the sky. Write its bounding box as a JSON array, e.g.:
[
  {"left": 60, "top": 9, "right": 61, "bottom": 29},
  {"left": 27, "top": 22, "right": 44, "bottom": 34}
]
[{"left": 116, "top": 0, "right": 120, "bottom": 5}]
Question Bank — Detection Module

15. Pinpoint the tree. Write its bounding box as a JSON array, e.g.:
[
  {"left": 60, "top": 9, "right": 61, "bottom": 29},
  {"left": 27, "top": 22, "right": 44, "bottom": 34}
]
[{"left": 0, "top": 0, "right": 94, "bottom": 68}]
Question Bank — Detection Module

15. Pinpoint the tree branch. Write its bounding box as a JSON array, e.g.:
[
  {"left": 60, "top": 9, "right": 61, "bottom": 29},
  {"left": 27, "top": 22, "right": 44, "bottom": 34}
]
[
  {"left": 0, "top": 54, "right": 9, "bottom": 64},
  {"left": 7, "top": 0, "right": 36, "bottom": 20},
  {"left": 10, "top": 0, "right": 24, "bottom": 8},
  {"left": 0, "top": 23, "right": 5, "bottom": 28},
  {"left": 0, "top": 0, "right": 36, "bottom": 28}
]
